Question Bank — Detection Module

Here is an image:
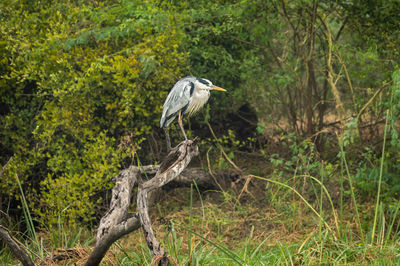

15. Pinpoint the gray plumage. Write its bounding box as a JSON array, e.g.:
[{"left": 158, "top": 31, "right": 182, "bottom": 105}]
[{"left": 160, "top": 76, "right": 226, "bottom": 150}]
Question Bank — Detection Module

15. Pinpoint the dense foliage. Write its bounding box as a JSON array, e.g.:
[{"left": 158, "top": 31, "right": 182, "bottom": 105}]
[
  {"left": 1, "top": 0, "right": 186, "bottom": 226},
  {"left": 1, "top": 0, "right": 399, "bottom": 229}
]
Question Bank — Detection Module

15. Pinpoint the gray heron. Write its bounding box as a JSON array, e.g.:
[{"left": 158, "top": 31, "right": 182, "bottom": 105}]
[{"left": 160, "top": 76, "right": 226, "bottom": 151}]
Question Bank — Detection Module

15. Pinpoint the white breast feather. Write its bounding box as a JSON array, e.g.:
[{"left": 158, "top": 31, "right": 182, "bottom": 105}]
[{"left": 185, "top": 89, "right": 210, "bottom": 117}]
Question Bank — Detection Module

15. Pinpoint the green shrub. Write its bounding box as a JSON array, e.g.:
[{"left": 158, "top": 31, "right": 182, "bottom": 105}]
[
  {"left": 38, "top": 133, "right": 125, "bottom": 226},
  {"left": 0, "top": 0, "right": 185, "bottom": 228}
]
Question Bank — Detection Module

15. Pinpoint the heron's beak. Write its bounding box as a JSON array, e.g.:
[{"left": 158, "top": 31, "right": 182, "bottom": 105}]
[{"left": 212, "top": 85, "right": 226, "bottom": 92}]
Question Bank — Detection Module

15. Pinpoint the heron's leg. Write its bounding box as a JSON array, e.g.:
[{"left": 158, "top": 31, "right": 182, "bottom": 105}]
[
  {"left": 164, "top": 127, "right": 172, "bottom": 152},
  {"left": 178, "top": 112, "right": 187, "bottom": 140}
]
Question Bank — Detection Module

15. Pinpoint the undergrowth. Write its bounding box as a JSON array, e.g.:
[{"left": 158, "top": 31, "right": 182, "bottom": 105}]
[{"left": 2, "top": 117, "right": 400, "bottom": 265}]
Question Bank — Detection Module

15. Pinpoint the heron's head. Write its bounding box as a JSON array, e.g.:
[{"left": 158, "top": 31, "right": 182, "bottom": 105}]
[{"left": 195, "top": 78, "right": 226, "bottom": 92}]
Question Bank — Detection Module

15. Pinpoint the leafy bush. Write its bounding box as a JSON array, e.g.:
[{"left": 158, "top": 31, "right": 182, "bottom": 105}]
[
  {"left": 0, "top": 0, "right": 186, "bottom": 227},
  {"left": 38, "top": 133, "right": 125, "bottom": 226}
]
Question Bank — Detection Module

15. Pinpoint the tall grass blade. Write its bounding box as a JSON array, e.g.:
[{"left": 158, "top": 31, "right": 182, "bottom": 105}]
[
  {"left": 250, "top": 233, "right": 274, "bottom": 261},
  {"left": 251, "top": 174, "right": 336, "bottom": 238},
  {"left": 339, "top": 159, "right": 345, "bottom": 238},
  {"left": 168, "top": 221, "right": 180, "bottom": 263},
  {"left": 15, "top": 174, "right": 41, "bottom": 257},
  {"left": 176, "top": 223, "right": 244, "bottom": 265},
  {"left": 243, "top": 225, "right": 254, "bottom": 262},
  {"left": 188, "top": 184, "right": 193, "bottom": 261},
  {"left": 384, "top": 200, "right": 400, "bottom": 247},
  {"left": 193, "top": 180, "right": 205, "bottom": 236},
  {"left": 115, "top": 241, "right": 133, "bottom": 262},
  {"left": 371, "top": 110, "right": 389, "bottom": 244},
  {"left": 338, "top": 137, "right": 365, "bottom": 243},
  {"left": 319, "top": 165, "right": 324, "bottom": 262}
]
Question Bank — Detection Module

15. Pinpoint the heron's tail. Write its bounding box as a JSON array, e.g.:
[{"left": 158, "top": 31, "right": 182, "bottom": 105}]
[
  {"left": 160, "top": 116, "right": 166, "bottom": 128},
  {"left": 160, "top": 108, "right": 167, "bottom": 128}
]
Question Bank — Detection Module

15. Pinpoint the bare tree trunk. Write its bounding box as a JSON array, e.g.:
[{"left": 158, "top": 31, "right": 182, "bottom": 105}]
[
  {"left": 306, "top": 60, "right": 316, "bottom": 136},
  {"left": 305, "top": 0, "right": 318, "bottom": 137}
]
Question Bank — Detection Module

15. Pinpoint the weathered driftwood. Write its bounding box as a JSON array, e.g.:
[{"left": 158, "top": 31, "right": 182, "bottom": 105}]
[
  {"left": 85, "top": 165, "right": 160, "bottom": 266},
  {"left": 85, "top": 166, "right": 141, "bottom": 266},
  {"left": 0, "top": 224, "right": 35, "bottom": 266},
  {"left": 137, "top": 140, "right": 199, "bottom": 264},
  {"left": 85, "top": 140, "right": 199, "bottom": 266}
]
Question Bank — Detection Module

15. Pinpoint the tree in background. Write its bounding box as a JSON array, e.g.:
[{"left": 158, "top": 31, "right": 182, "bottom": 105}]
[{"left": 1, "top": 0, "right": 400, "bottom": 228}]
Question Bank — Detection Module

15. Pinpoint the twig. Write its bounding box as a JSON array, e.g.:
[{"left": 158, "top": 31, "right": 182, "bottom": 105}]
[
  {"left": 207, "top": 122, "right": 242, "bottom": 173},
  {"left": 206, "top": 146, "right": 225, "bottom": 192},
  {"left": 321, "top": 17, "right": 345, "bottom": 125},
  {"left": 206, "top": 123, "right": 254, "bottom": 206},
  {"left": 356, "top": 81, "right": 392, "bottom": 122},
  {"left": 233, "top": 175, "right": 254, "bottom": 208},
  {"left": 336, "top": 53, "right": 357, "bottom": 113},
  {"left": 0, "top": 157, "right": 13, "bottom": 178}
]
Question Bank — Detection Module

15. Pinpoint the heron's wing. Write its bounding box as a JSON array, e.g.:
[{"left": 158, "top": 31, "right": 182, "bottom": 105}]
[{"left": 160, "top": 79, "right": 194, "bottom": 128}]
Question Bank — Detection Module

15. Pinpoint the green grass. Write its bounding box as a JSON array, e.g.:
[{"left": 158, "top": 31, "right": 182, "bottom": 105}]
[
  {"left": 1, "top": 177, "right": 95, "bottom": 265},
  {"left": 3, "top": 123, "right": 400, "bottom": 265},
  {"left": 2, "top": 178, "right": 400, "bottom": 265}
]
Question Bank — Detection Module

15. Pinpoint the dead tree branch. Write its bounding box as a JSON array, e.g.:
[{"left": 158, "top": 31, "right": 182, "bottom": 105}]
[
  {"left": 357, "top": 81, "right": 392, "bottom": 122},
  {"left": 85, "top": 166, "right": 142, "bottom": 266},
  {"left": 0, "top": 224, "right": 35, "bottom": 266},
  {"left": 137, "top": 139, "right": 199, "bottom": 264},
  {"left": 85, "top": 140, "right": 200, "bottom": 266}
]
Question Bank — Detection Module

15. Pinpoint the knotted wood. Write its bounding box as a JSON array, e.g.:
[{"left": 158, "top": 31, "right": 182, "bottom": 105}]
[
  {"left": 85, "top": 166, "right": 142, "bottom": 266},
  {"left": 85, "top": 140, "right": 199, "bottom": 266},
  {"left": 137, "top": 140, "right": 199, "bottom": 263}
]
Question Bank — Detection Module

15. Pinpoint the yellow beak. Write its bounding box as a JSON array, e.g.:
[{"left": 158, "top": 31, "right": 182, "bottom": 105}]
[{"left": 212, "top": 85, "right": 226, "bottom": 92}]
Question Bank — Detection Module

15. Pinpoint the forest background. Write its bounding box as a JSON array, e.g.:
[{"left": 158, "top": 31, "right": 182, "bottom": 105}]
[{"left": 2, "top": 0, "right": 400, "bottom": 264}]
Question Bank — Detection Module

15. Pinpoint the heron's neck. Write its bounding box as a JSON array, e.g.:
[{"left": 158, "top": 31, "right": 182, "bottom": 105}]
[
  {"left": 185, "top": 88, "right": 210, "bottom": 117},
  {"left": 196, "top": 88, "right": 210, "bottom": 98}
]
